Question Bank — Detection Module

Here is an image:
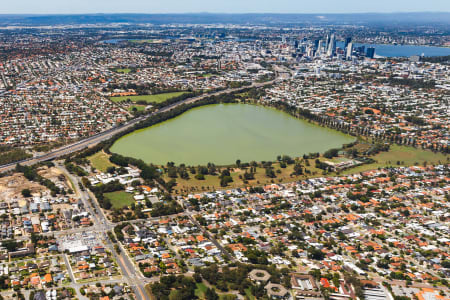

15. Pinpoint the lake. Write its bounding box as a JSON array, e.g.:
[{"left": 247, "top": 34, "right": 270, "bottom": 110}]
[
  {"left": 337, "top": 42, "right": 450, "bottom": 57},
  {"left": 110, "top": 104, "right": 354, "bottom": 166}
]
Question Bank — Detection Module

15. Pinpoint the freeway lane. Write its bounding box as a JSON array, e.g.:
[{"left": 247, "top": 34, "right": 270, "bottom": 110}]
[{"left": 0, "top": 79, "right": 277, "bottom": 174}]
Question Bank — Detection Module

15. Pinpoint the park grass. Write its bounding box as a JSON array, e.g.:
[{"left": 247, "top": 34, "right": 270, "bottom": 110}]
[
  {"left": 202, "top": 73, "right": 216, "bottom": 78},
  {"left": 195, "top": 283, "right": 208, "bottom": 298},
  {"left": 129, "top": 39, "right": 153, "bottom": 44},
  {"left": 88, "top": 151, "right": 116, "bottom": 173},
  {"left": 110, "top": 91, "right": 186, "bottom": 103},
  {"left": 244, "top": 288, "right": 256, "bottom": 300},
  {"left": 195, "top": 283, "right": 235, "bottom": 299},
  {"left": 342, "top": 145, "right": 448, "bottom": 174},
  {"left": 115, "top": 68, "right": 131, "bottom": 73},
  {"left": 165, "top": 161, "right": 324, "bottom": 194},
  {"left": 104, "top": 191, "right": 135, "bottom": 209},
  {"left": 128, "top": 105, "right": 147, "bottom": 112},
  {"left": 220, "top": 294, "right": 237, "bottom": 300},
  {"left": 164, "top": 145, "right": 448, "bottom": 194}
]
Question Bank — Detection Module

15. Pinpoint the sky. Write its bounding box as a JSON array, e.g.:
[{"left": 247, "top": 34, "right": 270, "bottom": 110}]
[{"left": 1, "top": 0, "right": 449, "bottom": 14}]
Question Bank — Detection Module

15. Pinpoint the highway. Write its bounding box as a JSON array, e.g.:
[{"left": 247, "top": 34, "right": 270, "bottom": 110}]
[
  {"left": 0, "top": 77, "right": 281, "bottom": 299},
  {"left": 0, "top": 79, "right": 277, "bottom": 174}
]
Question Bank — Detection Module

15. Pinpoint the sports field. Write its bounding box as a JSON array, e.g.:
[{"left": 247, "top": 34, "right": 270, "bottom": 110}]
[
  {"left": 115, "top": 68, "right": 131, "bottom": 73},
  {"left": 88, "top": 151, "right": 116, "bottom": 173},
  {"left": 342, "top": 145, "right": 448, "bottom": 174},
  {"left": 105, "top": 191, "right": 135, "bottom": 209},
  {"left": 110, "top": 92, "right": 186, "bottom": 103}
]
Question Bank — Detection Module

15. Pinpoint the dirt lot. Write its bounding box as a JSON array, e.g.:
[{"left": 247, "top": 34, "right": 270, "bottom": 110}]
[
  {"left": 38, "top": 166, "right": 63, "bottom": 181},
  {"left": 38, "top": 166, "right": 73, "bottom": 191},
  {"left": 0, "top": 173, "right": 48, "bottom": 202}
]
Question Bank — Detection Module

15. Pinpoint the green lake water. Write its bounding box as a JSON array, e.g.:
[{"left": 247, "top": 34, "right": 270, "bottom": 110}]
[{"left": 110, "top": 104, "right": 355, "bottom": 165}]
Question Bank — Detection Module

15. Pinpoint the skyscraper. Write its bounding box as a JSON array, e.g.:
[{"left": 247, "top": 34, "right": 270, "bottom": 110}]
[
  {"left": 327, "top": 34, "right": 336, "bottom": 57},
  {"left": 366, "top": 47, "right": 375, "bottom": 58},
  {"left": 316, "top": 40, "right": 323, "bottom": 56},
  {"left": 346, "top": 42, "right": 353, "bottom": 60},
  {"left": 345, "top": 37, "right": 352, "bottom": 49}
]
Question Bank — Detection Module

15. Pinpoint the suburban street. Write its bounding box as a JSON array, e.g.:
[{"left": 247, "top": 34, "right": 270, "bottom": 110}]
[
  {"left": 0, "top": 73, "right": 281, "bottom": 300},
  {"left": 57, "top": 164, "right": 150, "bottom": 300},
  {"left": 0, "top": 12, "right": 449, "bottom": 300}
]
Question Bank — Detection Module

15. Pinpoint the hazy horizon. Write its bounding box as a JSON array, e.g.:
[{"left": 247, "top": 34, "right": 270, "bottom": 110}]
[
  {"left": 1, "top": 11, "right": 450, "bottom": 15},
  {"left": 1, "top": 0, "right": 449, "bottom": 15}
]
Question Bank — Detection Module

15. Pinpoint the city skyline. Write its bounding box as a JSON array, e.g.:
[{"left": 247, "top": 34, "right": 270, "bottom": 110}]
[
  {"left": 1, "top": 0, "right": 450, "bottom": 14},
  {"left": 0, "top": 6, "right": 448, "bottom": 300}
]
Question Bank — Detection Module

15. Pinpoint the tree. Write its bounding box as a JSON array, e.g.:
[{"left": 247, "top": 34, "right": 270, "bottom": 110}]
[
  {"left": 193, "top": 273, "right": 202, "bottom": 283},
  {"left": 30, "top": 233, "right": 40, "bottom": 245},
  {"left": 394, "top": 296, "right": 411, "bottom": 300},
  {"left": 442, "top": 260, "right": 450, "bottom": 268},
  {"left": 220, "top": 176, "right": 233, "bottom": 187},
  {"left": 168, "top": 167, "right": 178, "bottom": 178},
  {"left": 265, "top": 167, "right": 276, "bottom": 178},
  {"left": 205, "top": 288, "right": 219, "bottom": 300},
  {"left": 169, "top": 290, "right": 182, "bottom": 300},
  {"left": 323, "top": 148, "right": 339, "bottom": 159},
  {"left": 308, "top": 247, "right": 325, "bottom": 260},
  {"left": 195, "top": 174, "right": 205, "bottom": 180},
  {"left": 293, "top": 164, "right": 303, "bottom": 175},
  {"left": 2, "top": 240, "right": 18, "bottom": 252},
  {"left": 21, "top": 189, "right": 31, "bottom": 198},
  {"left": 244, "top": 172, "right": 254, "bottom": 180},
  {"left": 107, "top": 166, "right": 116, "bottom": 174},
  {"left": 216, "top": 280, "right": 228, "bottom": 291}
]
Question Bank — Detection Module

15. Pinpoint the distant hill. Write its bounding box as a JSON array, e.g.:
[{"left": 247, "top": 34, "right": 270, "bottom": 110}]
[{"left": 0, "top": 12, "right": 449, "bottom": 26}]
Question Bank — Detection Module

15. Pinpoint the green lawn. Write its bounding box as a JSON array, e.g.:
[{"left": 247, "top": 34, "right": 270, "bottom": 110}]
[
  {"left": 128, "top": 105, "right": 147, "bottom": 112},
  {"left": 88, "top": 151, "right": 116, "bottom": 173},
  {"left": 105, "top": 191, "right": 135, "bottom": 209},
  {"left": 220, "top": 294, "right": 237, "bottom": 300},
  {"left": 129, "top": 39, "right": 153, "bottom": 44},
  {"left": 244, "top": 288, "right": 255, "bottom": 300},
  {"left": 195, "top": 283, "right": 208, "bottom": 298},
  {"left": 115, "top": 68, "right": 131, "bottom": 73},
  {"left": 164, "top": 144, "right": 448, "bottom": 195},
  {"left": 110, "top": 92, "right": 187, "bottom": 103},
  {"left": 166, "top": 161, "right": 325, "bottom": 194},
  {"left": 342, "top": 145, "right": 448, "bottom": 174}
]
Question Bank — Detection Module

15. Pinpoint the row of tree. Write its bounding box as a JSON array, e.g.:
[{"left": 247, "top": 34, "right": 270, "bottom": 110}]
[
  {"left": 270, "top": 100, "right": 448, "bottom": 153},
  {"left": 15, "top": 163, "right": 64, "bottom": 196},
  {"left": 0, "top": 147, "right": 32, "bottom": 166}
]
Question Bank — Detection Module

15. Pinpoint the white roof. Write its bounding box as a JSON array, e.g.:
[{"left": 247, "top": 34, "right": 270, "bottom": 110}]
[{"left": 69, "top": 245, "right": 89, "bottom": 253}]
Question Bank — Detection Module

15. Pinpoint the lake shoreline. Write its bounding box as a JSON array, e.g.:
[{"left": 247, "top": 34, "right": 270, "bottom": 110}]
[{"left": 110, "top": 102, "right": 356, "bottom": 166}]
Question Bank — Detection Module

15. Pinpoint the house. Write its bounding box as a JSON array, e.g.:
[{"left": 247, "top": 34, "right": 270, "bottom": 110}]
[{"left": 9, "top": 244, "right": 35, "bottom": 259}]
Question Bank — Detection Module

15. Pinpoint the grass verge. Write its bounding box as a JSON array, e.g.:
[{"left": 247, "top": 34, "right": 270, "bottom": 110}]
[{"left": 88, "top": 151, "right": 116, "bottom": 173}]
